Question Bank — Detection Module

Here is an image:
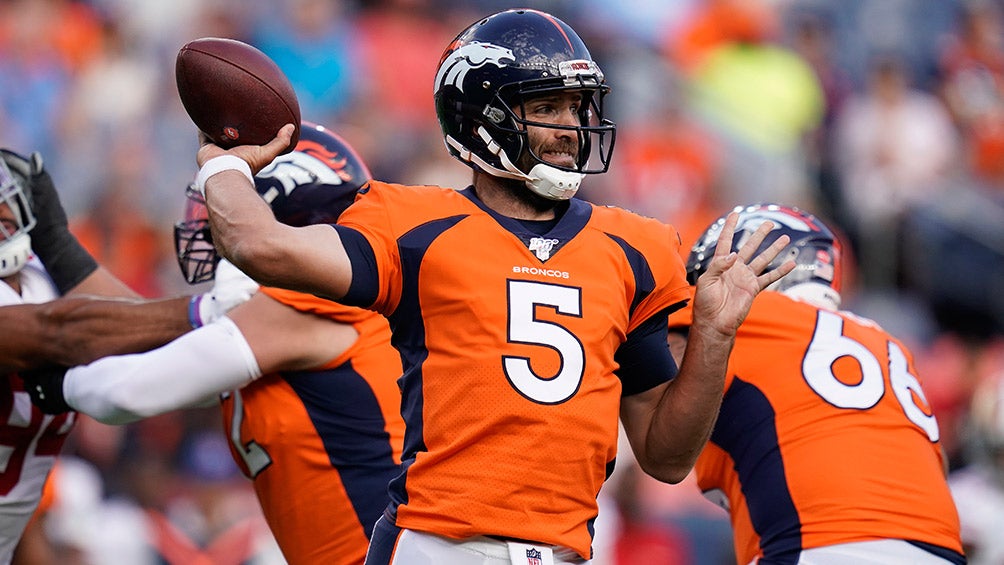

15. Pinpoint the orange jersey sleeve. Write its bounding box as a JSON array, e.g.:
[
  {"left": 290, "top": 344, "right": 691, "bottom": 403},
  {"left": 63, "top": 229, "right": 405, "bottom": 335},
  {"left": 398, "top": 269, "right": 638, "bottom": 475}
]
[
  {"left": 693, "top": 292, "right": 962, "bottom": 563},
  {"left": 336, "top": 183, "right": 691, "bottom": 559},
  {"left": 219, "top": 289, "right": 404, "bottom": 565}
]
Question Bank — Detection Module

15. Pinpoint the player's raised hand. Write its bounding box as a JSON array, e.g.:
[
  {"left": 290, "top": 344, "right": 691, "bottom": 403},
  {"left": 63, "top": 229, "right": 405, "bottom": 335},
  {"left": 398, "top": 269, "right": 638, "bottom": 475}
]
[
  {"left": 196, "top": 123, "right": 295, "bottom": 174},
  {"left": 691, "top": 212, "right": 795, "bottom": 338}
]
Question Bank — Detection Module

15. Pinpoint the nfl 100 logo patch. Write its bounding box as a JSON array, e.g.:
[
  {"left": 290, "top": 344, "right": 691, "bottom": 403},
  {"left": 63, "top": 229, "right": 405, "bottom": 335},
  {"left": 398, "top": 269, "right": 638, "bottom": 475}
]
[{"left": 528, "top": 237, "right": 559, "bottom": 261}]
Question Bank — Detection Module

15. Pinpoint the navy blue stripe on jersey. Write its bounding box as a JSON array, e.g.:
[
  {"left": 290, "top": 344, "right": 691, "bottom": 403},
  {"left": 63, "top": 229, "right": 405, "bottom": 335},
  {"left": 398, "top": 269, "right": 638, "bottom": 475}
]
[
  {"left": 548, "top": 198, "right": 593, "bottom": 241},
  {"left": 281, "top": 363, "right": 400, "bottom": 539},
  {"left": 584, "top": 458, "right": 620, "bottom": 556},
  {"left": 712, "top": 377, "right": 802, "bottom": 565},
  {"left": 604, "top": 233, "right": 655, "bottom": 317},
  {"left": 615, "top": 307, "right": 677, "bottom": 395},
  {"left": 365, "top": 514, "right": 403, "bottom": 565},
  {"left": 334, "top": 224, "right": 379, "bottom": 307},
  {"left": 385, "top": 215, "right": 466, "bottom": 509},
  {"left": 458, "top": 187, "right": 592, "bottom": 261},
  {"left": 514, "top": 216, "right": 559, "bottom": 235}
]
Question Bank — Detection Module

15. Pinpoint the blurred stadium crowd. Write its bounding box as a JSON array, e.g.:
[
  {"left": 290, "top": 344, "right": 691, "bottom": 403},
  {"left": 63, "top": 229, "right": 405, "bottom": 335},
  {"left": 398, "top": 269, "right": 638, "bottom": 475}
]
[{"left": 2, "top": 0, "right": 1004, "bottom": 563}]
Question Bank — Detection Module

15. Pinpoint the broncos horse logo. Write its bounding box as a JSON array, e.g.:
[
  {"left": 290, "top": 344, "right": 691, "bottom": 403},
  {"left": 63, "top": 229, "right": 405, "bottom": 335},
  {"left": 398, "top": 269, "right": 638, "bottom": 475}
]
[
  {"left": 256, "top": 150, "right": 348, "bottom": 207},
  {"left": 435, "top": 41, "right": 515, "bottom": 93}
]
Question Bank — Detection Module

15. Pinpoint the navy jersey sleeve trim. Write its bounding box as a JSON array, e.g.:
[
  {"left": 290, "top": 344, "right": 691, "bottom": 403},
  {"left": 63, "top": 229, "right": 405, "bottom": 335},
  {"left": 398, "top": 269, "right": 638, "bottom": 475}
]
[
  {"left": 616, "top": 307, "right": 679, "bottom": 396},
  {"left": 334, "top": 224, "right": 379, "bottom": 308},
  {"left": 604, "top": 233, "right": 656, "bottom": 316}
]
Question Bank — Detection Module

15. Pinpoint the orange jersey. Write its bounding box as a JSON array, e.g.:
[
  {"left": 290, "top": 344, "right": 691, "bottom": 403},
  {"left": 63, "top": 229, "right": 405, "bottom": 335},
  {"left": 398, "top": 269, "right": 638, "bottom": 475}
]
[
  {"left": 336, "top": 182, "right": 691, "bottom": 559},
  {"left": 678, "top": 291, "right": 963, "bottom": 564},
  {"left": 219, "top": 287, "right": 404, "bottom": 565}
]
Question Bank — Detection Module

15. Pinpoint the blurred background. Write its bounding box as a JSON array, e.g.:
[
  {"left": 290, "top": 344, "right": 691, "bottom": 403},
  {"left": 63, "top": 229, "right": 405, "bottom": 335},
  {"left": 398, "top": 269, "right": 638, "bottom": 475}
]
[{"left": 2, "top": 0, "right": 1004, "bottom": 563}]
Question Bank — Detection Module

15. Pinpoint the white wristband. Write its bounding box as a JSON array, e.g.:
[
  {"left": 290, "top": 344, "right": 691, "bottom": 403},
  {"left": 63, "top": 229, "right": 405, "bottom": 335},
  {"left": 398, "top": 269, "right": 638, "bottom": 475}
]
[{"left": 194, "top": 155, "right": 254, "bottom": 196}]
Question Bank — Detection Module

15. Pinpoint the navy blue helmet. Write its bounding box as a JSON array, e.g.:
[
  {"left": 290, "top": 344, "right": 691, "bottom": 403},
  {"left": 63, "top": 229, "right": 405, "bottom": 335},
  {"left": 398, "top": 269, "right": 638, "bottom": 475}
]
[{"left": 173, "top": 121, "right": 371, "bottom": 284}]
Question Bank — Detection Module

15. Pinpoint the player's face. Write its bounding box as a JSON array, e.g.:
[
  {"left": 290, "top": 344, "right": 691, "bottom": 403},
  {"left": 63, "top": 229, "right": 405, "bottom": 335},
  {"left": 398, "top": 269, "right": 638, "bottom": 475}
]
[
  {"left": 513, "top": 91, "right": 584, "bottom": 171},
  {"left": 0, "top": 201, "right": 19, "bottom": 241}
]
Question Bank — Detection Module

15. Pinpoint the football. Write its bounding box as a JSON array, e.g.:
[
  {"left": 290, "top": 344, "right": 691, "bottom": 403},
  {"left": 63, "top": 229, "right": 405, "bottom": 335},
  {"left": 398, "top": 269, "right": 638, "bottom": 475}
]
[{"left": 175, "top": 37, "right": 300, "bottom": 154}]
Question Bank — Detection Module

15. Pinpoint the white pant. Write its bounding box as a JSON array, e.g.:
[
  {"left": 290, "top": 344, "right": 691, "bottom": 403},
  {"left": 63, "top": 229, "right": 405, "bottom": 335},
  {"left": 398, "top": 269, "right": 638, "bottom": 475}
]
[
  {"left": 389, "top": 528, "right": 587, "bottom": 565},
  {"left": 754, "top": 539, "right": 961, "bottom": 565}
]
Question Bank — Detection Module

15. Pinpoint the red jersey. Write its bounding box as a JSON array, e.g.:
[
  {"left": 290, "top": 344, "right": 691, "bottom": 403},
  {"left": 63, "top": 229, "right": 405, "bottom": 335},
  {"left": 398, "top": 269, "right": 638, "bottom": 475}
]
[
  {"left": 336, "top": 182, "right": 690, "bottom": 559},
  {"left": 677, "top": 291, "right": 963, "bottom": 563},
  {"left": 219, "top": 287, "right": 404, "bottom": 565}
]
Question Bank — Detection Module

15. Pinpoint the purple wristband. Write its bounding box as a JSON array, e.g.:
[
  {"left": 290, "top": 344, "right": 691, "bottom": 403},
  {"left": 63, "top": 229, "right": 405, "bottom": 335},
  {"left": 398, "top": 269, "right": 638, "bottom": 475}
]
[{"left": 188, "top": 294, "right": 204, "bottom": 329}]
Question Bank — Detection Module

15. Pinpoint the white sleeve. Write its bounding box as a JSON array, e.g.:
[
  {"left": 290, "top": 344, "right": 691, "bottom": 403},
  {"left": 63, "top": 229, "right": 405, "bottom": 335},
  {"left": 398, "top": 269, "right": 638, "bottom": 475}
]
[{"left": 63, "top": 316, "right": 262, "bottom": 425}]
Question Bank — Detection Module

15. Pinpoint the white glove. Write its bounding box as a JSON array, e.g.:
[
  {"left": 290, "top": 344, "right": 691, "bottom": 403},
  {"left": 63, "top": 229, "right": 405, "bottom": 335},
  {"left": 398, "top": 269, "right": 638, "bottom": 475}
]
[{"left": 188, "top": 259, "right": 259, "bottom": 328}]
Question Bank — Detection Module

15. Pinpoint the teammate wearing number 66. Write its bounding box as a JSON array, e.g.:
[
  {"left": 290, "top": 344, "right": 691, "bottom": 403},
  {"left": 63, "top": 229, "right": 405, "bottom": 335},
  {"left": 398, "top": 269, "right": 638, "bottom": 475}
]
[{"left": 669, "top": 203, "right": 965, "bottom": 565}]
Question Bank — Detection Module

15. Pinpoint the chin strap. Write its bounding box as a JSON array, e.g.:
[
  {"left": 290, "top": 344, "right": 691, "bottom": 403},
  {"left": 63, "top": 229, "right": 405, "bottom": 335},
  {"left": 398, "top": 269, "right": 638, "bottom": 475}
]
[
  {"left": 524, "top": 163, "right": 583, "bottom": 200},
  {"left": 0, "top": 232, "right": 31, "bottom": 277},
  {"left": 445, "top": 128, "right": 585, "bottom": 201}
]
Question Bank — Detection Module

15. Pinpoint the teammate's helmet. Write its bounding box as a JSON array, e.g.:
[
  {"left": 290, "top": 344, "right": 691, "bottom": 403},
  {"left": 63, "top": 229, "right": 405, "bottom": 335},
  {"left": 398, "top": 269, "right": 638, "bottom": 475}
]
[
  {"left": 433, "top": 8, "right": 616, "bottom": 200},
  {"left": 173, "top": 121, "right": 371, "bottom": 284},
  {"left": 687, "top": 203, "right": 843, "bottom": 309},
  {"left": 0, "top": 158, "right": 35, "bottom": 277}
]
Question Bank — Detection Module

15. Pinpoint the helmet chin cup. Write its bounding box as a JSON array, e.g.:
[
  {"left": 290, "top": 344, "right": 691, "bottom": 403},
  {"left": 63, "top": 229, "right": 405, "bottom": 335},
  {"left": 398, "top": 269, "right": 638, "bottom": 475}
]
[
  {"left": 525, "top": 163, "right": 583, "bottom": 200},
  {"left": 0, "top": 232, "right": 31, "bottom": 277},
  {"left": 449, "top": 133, "right": 585, "bottom": 201}
]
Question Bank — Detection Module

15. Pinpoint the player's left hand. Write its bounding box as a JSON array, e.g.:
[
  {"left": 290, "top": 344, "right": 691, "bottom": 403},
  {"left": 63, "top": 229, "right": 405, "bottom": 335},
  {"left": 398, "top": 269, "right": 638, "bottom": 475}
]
[{"left": 691, "top": 212, "right": 795, "bottom": 338}]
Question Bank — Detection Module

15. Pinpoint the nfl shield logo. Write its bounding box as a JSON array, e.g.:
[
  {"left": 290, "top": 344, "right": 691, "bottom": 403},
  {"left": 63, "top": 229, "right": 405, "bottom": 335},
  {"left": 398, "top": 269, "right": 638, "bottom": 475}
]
[
  {"left": 525, "top": 548, "right": 542, "bottom": 565},
  {"left": 528, "top": 237, "right": 559, "bottom": 260}
]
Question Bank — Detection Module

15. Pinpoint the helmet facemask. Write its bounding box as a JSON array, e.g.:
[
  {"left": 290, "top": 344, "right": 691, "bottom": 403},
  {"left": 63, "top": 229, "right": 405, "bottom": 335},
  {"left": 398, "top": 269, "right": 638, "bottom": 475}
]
[
  {"left": 0, "top": 159, "right": 35, "bottom": 278},
  {"left": 434, "top": 9, "right": 618, "bottom": 201},
  {"left": 472, "top": 76, "right": 615, "bottom": 200},
  {"left": 173, "top": 184, "right": 217, "bottom": 285}
]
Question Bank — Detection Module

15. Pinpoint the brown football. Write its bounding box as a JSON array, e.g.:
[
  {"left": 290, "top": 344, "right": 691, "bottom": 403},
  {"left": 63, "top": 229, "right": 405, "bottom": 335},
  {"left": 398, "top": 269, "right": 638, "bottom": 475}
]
[{"left": 176, "top": 37, "right": 300, "bottom": 154}]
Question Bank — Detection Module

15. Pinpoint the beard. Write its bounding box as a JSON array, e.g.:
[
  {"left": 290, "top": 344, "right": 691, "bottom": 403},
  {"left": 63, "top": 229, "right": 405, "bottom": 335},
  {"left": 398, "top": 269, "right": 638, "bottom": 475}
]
[
  {"left": 520, "top": 184, "right": 563, "bottom": 213},
  {"left": 505, "top": 139, "right": 580, "bottom": 212},
  {"left": 494, "top": 173, "right": 561, "bottom": 213}
]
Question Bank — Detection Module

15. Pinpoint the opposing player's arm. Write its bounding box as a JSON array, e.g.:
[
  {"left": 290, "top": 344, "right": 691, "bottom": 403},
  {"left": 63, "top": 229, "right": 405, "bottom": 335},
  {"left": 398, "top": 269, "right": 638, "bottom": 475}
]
[
  {"left": 62, "top": 266, "right": 141, "bottom": 299},
  {"left": 199, "top": 125, "right": 354, "bottom": 301},
  {"left": 0, "top": 295, "right": 191, "bottom": 373},
  {"left": 52, "top": 291, "right": 358, "bottom": 424}
]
